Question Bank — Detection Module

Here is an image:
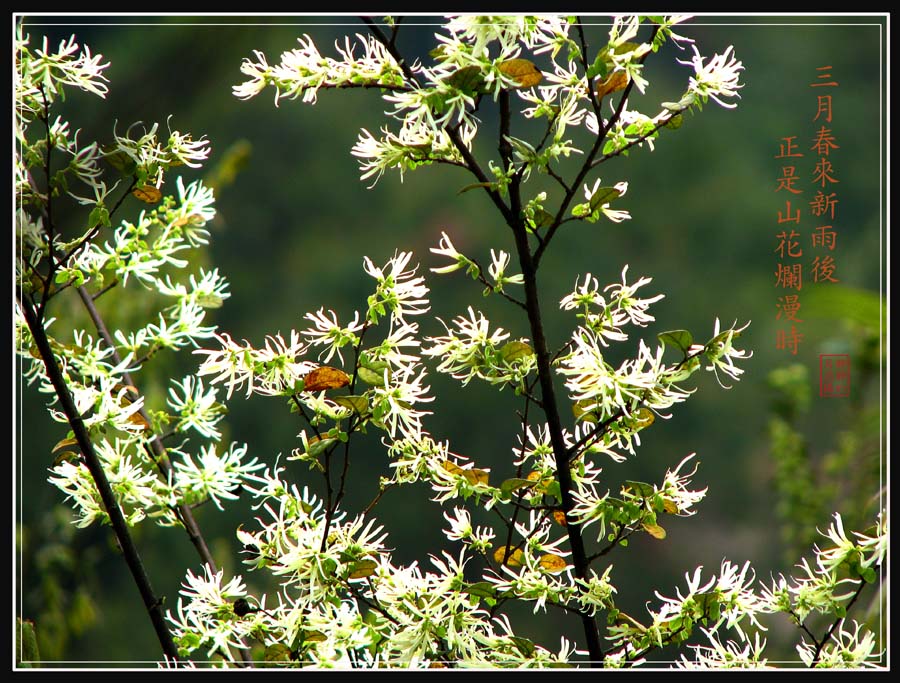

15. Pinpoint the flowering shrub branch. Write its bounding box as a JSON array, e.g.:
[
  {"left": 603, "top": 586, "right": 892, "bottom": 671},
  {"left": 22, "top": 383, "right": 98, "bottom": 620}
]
[{"left": 16, "top": 15, "right": 885, "bottom": 669}]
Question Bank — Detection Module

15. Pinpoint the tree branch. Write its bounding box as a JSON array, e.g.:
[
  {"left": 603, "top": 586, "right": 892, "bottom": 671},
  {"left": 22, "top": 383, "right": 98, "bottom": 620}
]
[{"left": 19, "top": 292, "right": 180, "bottom": 663}]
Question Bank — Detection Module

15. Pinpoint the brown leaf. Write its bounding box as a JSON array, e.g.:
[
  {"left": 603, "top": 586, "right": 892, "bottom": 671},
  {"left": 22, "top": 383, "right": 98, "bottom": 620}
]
[
  {"left": 498, "top": 58, "right": 543, "bottom": 88},
  {"left": 595, "top": 70, "right": 629, "bottom": 101},
  {"left": 552, "top": 510, "right": 568, "bottom": 526},
  {"left": 52, "top": 436, "right": 80, "bottom": 454},
  {"left": 538, "top": 554, "right": 567, "bottom": 573},
  {"left": 303, "top": 366, "right": 351, "bottom": 392},
  {"left": 132, "top": 185, "right": 162, "bottom": 203},
  {"left": 125, "top": 411, "right": 151, "bottom": 430}
]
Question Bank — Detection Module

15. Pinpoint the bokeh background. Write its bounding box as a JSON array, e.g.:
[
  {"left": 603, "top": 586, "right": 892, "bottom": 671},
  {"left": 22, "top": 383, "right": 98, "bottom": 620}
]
[{"left": 16, "top": 14, "right": 886, "bottom": 666}]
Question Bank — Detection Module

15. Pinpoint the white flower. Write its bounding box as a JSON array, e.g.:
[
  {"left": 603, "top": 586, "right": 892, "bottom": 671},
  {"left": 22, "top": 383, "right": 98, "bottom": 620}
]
[
  {"left": 488, "top": 248, "right": 524, "bottom": 291},
  {"left": 367, "top": 318, "right": 421, "bottom": 373},
  {"left": 371, "top": 363, "right": 433, "bottom": 439},
  {"left": 796, "top": 620, "right": 881, "bottom": 668},
  {"left": 815, "top": 512, "right": 858, "bottom": 574},
  {"left": 443, "top": 507, "right": 473, "bottom": 542},
  {"left": 301, "top": 307, "right": 364, "bottom": 364},
  {"left": 167, "top": 375, "right": 225, "bottom": 440},
  {"left": 704, "top": 318, "right": 752, "bottom": 388},
  {"left": 430, "top": 231, "right": 469, "bottom": 274},
  {"left": 678, "top": 630, "right": 769, "bottom": 669},
  {"left": 364, "top": 251, "right": 430, "bottom": 322},
  {"left": 679, "top": 44, "right": 744, "bottom": 109},
  {"left": 172, "top": 442, "right": 263, "bottom": 511}
]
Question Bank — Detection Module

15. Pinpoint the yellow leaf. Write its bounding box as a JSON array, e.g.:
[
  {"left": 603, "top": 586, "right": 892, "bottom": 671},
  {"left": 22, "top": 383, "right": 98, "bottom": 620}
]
[
  {"left": 132, "top": 185, "right": 162, "bottom": 203},
  {"left": 303, "top": 366, "right": 351, "bottom": 392},
  {"left": 630, "top": 407, "right": 655, "bottom": 430},
  {"left": 498, "top": 58, "right": 543, "bottom": 88},
  {"left": 441, "top": 460, "right": 489, "bottom": 486},
  {"left": 595, "top": 70, "right": 629, "bottom": 101},
  {"left": 642, "top": 522, "right": 667, "bottom": 540},
  {"left": 526, "top": 470, "right": 552, "bottom": 494},
  {"left": 663, "top": 500, "right": 680, "bottom": 514},
  {"left": 348, "top": 559, "right": 378, "bottom": 579},
  {"left": 493, "top": 546, "right": 524, "bottom": 567},
  {"left": 471, "top": 468, "right": 490, "bottom": 486},
  {"left": 538, "top": 554, "right": 567, "bottom": 573}
]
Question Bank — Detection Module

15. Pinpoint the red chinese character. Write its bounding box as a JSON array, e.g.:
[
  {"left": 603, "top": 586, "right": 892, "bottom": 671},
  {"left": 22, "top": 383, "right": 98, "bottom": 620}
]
[
  {"left": 776, "top": 295, "right": 803, "bottom": 322},
  {"left": 776, "top": 326, "right": 804, "bottom": 355},
  {"left": 811, "top": 225, "right": 837, "bottom": 251},
  {"left": 811, "top": 255, "right": 839, "bottom": 283},
  {"left": 775, "top": 263, "right": 803, "bottom": 290},
  {"left": 810, "top": 65, "right": 839, "bottom": 88},
  {"left": 820, "top": 354, "right": 850, "bottom": 397},
  {"left": 811, "top": 126, "right": 840, "bottom": 156},
  {"left": 814, "top": 95, "right": 833, "bottom": 123},
  {"left": 775, "top": 230, "right": 803, "bottom": 258},
  {"left": 775, "top": 166, "right": 803, "bottom": 194},
  {"left": 809, "top": 191, "right": 838, "bottom": 219},
  {"left": 812, "top": 157, "right": 839, "bottom": 187},
  {"left": 775, "top": 136, "right": 804, "bottom": 158},
  {"left": 778, "top": 200, "right": 801, "bottom": 224}
]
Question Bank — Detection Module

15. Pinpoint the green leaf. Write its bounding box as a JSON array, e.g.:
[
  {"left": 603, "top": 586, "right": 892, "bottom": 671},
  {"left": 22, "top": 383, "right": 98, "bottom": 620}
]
[
  {"left": 572, "top": 398, "right": 599, "bottom": 423},
  {"left": 265, "top": 643, "right": 292, "bottom": 662},
  {"left": 458, "top": 182, "right": 494, "bottom": 195},
  {"left": 510, "top": 636, "right": 536, "bottom": 658},
  {"left": 88, "top": 204, "right": 111, "bottom": 229},
  {"left": 529, "top": 209, "right": 555, "bottom": 229},
  {"left": 463, "top": 582, "right": 497, "bottom": 599},
  {"left": 588, "top": 186, "right": 622, "bottom": 212},
  {"left": 445, "top": 65, "right": 485, "bottom": 92},
  {"left": 613, "top": 41, "right": 643, "bottom": 56},
  {"left": 500, "top": 340, "right": 534, "bottom": 363},
  {"left": 658, "top": 329, "right": 694, "bottom": 356},
  {"left": 664, "top": 113, "right": 684, "bottom": 130},
  {"left": 103, "top": 147, "right": 137, "bottom": 174},
  {"left": 586, "top": 54, "right": 610, "bottom": 81},
  {"left": 500, "top": 478, "right": 537, "bottom": 496},
  {"left": 667, "top": 356, "right": 701, "bottom": 382},
  {"left": 347, "top": 559, "right": 379, "bottom": 579},
  {"left": 623, "top": 480, "right": 656, "bottom": 497},
  {"left": 305, "top": 436, "right": 337, "bottom": 458},
  {"left": 357, "top": 365, "right": 388, "bottom": 387},
  {"left": 16, "top": 619, "right": 40, "bottom": 668},
  {"left": 333, "top": 395, "right": 369, "bottom": 414},
  {"left": 300, "top": 630, "right": 327, "bottom": 643},
  {"left": 623, "top": 408, "right": 655, "bottom": 432}
]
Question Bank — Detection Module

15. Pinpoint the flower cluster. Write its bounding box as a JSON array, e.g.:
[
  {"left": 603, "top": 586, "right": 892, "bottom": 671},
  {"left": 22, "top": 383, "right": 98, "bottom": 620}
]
[
  {"left": 424, "top": 306, "right": 536, "bottom": 389},
  {"left": 234, "top": 15, "right": 742, "bottom": 196}
]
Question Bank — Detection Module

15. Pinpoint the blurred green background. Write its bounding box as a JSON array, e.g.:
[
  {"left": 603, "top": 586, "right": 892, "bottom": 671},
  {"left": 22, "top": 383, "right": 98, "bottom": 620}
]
[{"left": 16, "top": 15, "right": 886, "bottom": 666}]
